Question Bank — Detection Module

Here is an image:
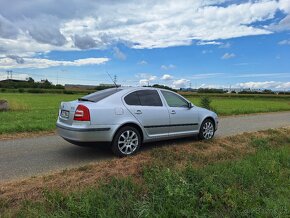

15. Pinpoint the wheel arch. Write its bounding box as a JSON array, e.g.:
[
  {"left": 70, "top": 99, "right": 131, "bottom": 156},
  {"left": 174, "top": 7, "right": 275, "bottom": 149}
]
[
  {"left": 113, "top": 122, "right": 144, "bottom": 143},
  {"left": 200, "top": 116, "right": 216, "bottom": 130}
]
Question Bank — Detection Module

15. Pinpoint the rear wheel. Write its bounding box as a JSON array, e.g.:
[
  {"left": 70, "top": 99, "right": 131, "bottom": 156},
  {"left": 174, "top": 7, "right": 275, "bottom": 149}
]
[
  {"left": 199, "top": 119, "right": 215, "bottom": 140},
  {"left": 111, "top": 126, "right": 141, "bottom": 157}
]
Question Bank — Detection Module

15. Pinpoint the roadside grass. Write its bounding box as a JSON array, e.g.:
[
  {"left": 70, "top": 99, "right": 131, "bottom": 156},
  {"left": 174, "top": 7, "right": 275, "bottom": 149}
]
[{"left": 1, "top": 128, "right": 289, "bottom": 217}]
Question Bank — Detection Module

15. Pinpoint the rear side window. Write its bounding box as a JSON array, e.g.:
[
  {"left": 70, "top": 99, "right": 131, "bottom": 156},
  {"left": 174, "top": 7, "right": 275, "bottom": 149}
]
[
  {"left": 124, "top": 90, "right": 163, "bottom": 106},
  {"left": 124, "top": 92, "right": 141, "bottom": 105},
  {"left": 79, "top": 88, "right": 122, "bottom": 102}
]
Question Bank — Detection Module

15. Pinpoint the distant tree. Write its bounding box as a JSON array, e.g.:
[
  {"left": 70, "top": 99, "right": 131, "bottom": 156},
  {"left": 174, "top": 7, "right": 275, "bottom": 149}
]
[
  {"left": 197, "top": 88, "right": 225, "bottom": 94},
  {"left": 263, "top": 89, "right": 274, "bottom": 94},
  {"left": 41, "top": 79, "right": 53, "bottom": 89},
  {"left": 152, "top": 84, "right": 176, "bottom": 92},
  {"left": 27, "top": 77, "right": 34, "bottom": 83}
]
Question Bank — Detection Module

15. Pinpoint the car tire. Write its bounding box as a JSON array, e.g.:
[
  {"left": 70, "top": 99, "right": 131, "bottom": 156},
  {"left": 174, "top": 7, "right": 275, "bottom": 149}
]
[
  {"left": 198, "top": 118, "right": 215, "bottom": 140},
  {"left": 111, "top": 126, "right": 141, "bottom": 157}
]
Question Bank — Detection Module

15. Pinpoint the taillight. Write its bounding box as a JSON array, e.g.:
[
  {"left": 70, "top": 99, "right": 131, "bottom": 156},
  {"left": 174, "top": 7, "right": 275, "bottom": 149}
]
[{"left": 74, "top": 105, "right": 90, "bottom": 121}]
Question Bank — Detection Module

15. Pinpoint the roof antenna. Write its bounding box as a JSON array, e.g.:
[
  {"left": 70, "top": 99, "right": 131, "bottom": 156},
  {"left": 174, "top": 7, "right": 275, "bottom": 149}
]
[{"left": 106, "top": 71, "right": 118, "bottom": 88}]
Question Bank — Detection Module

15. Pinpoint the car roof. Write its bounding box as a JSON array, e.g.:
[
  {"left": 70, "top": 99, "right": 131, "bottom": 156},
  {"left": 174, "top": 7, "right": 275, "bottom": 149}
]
[{"left": 117, "top": 86, "right": 174, "bottom": 92}]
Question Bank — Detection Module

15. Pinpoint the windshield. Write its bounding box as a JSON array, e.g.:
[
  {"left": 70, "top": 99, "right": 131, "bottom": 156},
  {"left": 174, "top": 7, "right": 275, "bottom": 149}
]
[{"left": 79, "top": 88, "right": 122, "bottom": 102}]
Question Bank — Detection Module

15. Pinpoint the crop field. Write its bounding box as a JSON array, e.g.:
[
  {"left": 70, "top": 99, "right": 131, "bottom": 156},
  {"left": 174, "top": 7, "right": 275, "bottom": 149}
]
[{"left": 0, "top": 92, "right": 289, "bottom": 134}]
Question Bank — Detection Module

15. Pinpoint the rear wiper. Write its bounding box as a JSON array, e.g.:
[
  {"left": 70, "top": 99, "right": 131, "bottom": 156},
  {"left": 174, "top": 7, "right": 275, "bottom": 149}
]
[{"left": 78, "top": 98, "right": 95, "bottom": 102}]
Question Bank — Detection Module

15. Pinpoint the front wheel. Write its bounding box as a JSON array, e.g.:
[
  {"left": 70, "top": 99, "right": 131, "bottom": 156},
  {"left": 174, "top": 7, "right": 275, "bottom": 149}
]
[
  {"left": 111, "top": 126, "right": 141, "bottom": 157},
  {"left": 198, "top": 119, "right": 215, "bottom": 140}
]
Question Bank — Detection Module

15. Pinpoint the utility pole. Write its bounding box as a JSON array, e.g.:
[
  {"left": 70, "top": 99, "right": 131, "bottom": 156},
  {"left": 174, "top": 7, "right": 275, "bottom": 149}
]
[
  {"left": 6, "top": 70, "right": 12, "bottom": 79},
  {"left": 57, "top": 71, "right": 59, "bottom": 85}
]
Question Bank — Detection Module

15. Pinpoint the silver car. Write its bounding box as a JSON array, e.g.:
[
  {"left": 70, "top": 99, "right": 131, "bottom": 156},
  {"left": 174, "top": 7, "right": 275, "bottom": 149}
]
[{"left": 56, "top": 87, "right": 218, "bottom": 157}]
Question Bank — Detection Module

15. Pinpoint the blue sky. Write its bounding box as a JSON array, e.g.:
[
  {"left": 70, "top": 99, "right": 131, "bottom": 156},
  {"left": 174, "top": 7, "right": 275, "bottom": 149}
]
[{"left": 0, "top": 0, "right": 290, "bottom": 90}]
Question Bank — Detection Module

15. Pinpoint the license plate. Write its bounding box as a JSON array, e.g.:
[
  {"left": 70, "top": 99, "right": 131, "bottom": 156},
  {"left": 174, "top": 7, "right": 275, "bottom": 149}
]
[{"left": 60, "top": 110, "right": 69, "bottom": 119}]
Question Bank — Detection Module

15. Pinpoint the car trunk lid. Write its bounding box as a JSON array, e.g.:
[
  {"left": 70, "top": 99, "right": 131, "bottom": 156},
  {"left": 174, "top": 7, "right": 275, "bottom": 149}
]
[{"left": 58, "top": 101, "right": 78, "bottom": 125}]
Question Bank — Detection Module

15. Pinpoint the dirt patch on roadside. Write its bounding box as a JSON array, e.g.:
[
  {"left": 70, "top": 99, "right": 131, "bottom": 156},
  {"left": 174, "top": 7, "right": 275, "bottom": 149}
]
[{"left": 0, "top": 131, "right": 56, "bottom": 141}]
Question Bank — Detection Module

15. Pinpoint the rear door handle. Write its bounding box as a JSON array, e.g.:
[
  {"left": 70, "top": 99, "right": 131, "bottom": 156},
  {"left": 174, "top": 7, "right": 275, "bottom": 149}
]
[
  {"left": 170, "top": 110, "right": 176, "bottom": 114},
  {"left": 135, "top": 110, "right": 142, "bottom": 114}
]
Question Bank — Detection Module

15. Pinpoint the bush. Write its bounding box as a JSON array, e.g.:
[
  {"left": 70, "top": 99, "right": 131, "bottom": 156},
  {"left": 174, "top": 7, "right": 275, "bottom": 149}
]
[
  {"left": 200, "top": 96, "right": 212, "bottom": 110},
  {"left": 18, "top": 88, "right": 24, "bottom": 93},
  {"left": 63, "top": 90, "right": 75, "bottom": 94},
  {"left": 1, "top": 88, "right": 6, "bottom": 92},
  {"left": 27, "top": 89, "right": 45, "bottom": 93}
]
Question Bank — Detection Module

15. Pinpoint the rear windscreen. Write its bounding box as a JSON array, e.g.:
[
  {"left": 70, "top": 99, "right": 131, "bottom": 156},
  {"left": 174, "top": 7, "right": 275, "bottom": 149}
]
[{"left": 79, "top": 88, "right": 122, "bottom": 102}]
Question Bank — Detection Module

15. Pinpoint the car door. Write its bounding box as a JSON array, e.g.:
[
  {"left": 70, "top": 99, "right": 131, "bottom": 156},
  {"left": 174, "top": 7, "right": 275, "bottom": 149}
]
[
  {"left": 160, "top": 90, "right": 199, "bottom": 136},
  {"left": 123, "top": 90, "right": 170, "bottom": 138}
]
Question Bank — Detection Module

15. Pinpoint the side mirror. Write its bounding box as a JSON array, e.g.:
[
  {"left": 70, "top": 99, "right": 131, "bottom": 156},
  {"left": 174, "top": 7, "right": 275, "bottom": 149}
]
[{"left": 188, "top": 102, "right": 193, "bottom": 108}]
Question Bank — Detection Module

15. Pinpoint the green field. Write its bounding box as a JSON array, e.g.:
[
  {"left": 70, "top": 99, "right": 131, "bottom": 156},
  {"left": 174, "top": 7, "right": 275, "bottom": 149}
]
[
  {"left": 189, "top": 96, "right": 290, "bottom": 115},
  {"left": 0, "top": 93, "right": 289, "bottom": 134},
  {"left": 0, "top": 93, "right": 82, "bottom": 134}
]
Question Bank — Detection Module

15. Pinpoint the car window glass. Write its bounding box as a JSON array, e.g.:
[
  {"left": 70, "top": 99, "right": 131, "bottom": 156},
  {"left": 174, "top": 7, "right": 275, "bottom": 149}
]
[
  {"left": 125, "top": 90, "right": 163, "bottom": 106},
  {"left": 161, "top": 90, "right": 188, "bottom": 107},
  {"left": 137, "top": 90, "right": 163, "bottom": 106},
  {"left": 80, "top": 88, "right": 122, "bottom": 102},
  {"left": 124, "top": 91, "right": 141, "bottom": 105}
]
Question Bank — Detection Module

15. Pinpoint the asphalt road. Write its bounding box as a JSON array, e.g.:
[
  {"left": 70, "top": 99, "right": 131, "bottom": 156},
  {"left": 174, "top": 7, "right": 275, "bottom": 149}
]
[{"left": 1, "top": 112, "right": 289, "bottom": 182}]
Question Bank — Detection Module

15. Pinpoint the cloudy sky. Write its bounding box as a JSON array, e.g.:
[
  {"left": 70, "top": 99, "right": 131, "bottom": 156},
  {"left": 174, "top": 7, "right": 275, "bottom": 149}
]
[{"left": 0, "top": 0, "right": 290, "bottom": 90}]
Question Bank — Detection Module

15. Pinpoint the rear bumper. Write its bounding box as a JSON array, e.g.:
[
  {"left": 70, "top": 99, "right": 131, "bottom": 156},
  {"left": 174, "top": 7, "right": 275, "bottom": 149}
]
[{"left": 56, "top": 123, "right": 118, "bottom": 142}]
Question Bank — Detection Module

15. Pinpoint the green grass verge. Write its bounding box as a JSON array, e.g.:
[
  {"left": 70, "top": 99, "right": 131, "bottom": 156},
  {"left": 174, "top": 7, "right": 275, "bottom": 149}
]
[
  {"left": 0, "top": 93, "right": 290, "bottom": 134},
  {"left": 189, "top": 96, "right": 290, "bottom": 115},
  {"left": 9, "top": 132, "right": 289, "bottom": 217},
  {"left": 0, "top": 93, "right": 81, "bottom": 134}
]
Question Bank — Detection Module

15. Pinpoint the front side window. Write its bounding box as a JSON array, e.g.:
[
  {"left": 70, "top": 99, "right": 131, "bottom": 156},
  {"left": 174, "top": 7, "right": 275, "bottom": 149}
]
[
  {"left": 124, "top": 90, "right": 163, "bottom": 106},
  {"left": 161, "top": 90, "right": 188, "bottom": 107}
]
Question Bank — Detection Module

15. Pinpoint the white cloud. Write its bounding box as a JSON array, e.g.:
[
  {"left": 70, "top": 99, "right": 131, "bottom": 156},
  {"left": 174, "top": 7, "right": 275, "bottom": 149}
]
[
  {"left": 0, "top": 0, "right": 285, "bottom": 55},
  {"left": 199, "top": 83, "right": 226, "bottom": 89},
  {"left": 137, "top": 73, "right": 157, "bottom": 86},
  {"left": 202, "top": 50, "right": 213, "bottom": 54},
  {"left": 231, "top": 73, "right": 290, "bottom": 78},
  {"left": 139, "top": 79, "right": 150, "bottom": 86},
  {"left": 221, "top": 53, "right": 236, "bottom": 59},
  {"left": 219, "top": 42, "right": 231, "bottom": 48},
  {"left": 0, "top": 57, "right": 109, "bottom": 69},
  {"left": 113, "top": 47, "right": 126, "bottom": 60},
  {"left": 161, "top": 64, "right": 176, "bottom": 70},
  {"left": 237, "top": 81, "right": 290, "bottom": 90},
  {"left": 172, "top": 79, "right": 190, "bottom": 88},
  {"left": 138, "top": 60, "right": 147, "bottom": 65},
  {"left": 0, "top": 72, "right": 29, "bottom": 81},
  {"left": 197, "top": 41, "right": 222, "bottom": 45},
  {"left": 278, "top": 39, "right": 290, "bottom": 45},
  {"left": 191, "top": 73, "right": 223, "bottom": 79},
  {"left": 161, "top": 74, "right": 173, "bottom": 80}
]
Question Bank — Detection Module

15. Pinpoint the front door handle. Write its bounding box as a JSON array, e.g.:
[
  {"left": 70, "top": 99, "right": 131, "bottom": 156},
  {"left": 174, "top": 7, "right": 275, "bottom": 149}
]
[
  {"left": 170, "top": 110, "right": 176, "bottom": 114},
  {"left": 135, "top": 110, "right": 142, "bottom": 114}
]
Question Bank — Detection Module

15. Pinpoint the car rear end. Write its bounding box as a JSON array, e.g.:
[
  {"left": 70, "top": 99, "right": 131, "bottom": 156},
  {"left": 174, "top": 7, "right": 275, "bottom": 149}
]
[{"left": 56, "top": 88, "right": 123, "bottom": 144}]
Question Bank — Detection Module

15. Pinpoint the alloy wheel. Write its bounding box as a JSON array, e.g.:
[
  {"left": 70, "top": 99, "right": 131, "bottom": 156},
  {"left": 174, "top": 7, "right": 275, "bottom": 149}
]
[
  {"left": 117, "top": 130, "right": 139, "bottom": 155},
  {"left": 202, "top": 121, "right": 214, "bottom": 139}
]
